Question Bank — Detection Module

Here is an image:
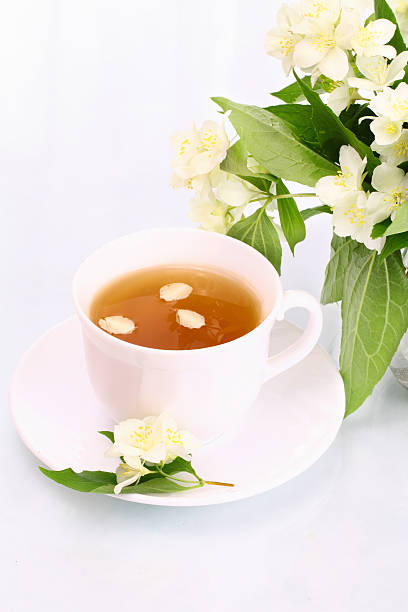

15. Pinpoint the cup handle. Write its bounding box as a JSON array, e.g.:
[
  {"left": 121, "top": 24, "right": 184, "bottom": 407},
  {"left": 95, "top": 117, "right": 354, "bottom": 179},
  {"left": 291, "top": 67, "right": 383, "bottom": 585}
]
[{"left": 265, "top": 290, "right": 323, "bottom": 381}]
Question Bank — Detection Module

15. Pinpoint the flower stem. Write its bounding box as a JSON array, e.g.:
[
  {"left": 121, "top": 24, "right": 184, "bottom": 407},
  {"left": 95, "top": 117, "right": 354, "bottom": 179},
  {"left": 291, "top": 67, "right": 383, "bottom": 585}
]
[
  {"left": 156, "top": 468, "right": 202, "bottom": 486},
  {"left": 272, "top": 193, "right": 316, "bottom": 200},
  {"left": 156, "top": 467, "right": 234, "bottom": 488},
  {"left": 204, "top": 480, "right": 235, "bottom": 487}
]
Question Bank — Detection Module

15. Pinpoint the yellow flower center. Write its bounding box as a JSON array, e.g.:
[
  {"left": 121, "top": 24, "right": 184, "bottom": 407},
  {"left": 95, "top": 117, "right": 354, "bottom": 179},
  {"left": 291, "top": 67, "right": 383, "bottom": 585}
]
[
  {"left": 385, "top": 122, "right": 399, "bottom": 134},
  {"left": 177, "top": 138, "right": 191, "bottom": 157},
  {"left": 166, "top": 428, "right": 183, "bottom": 445},
  {"left": 199, "top": 128, "right": 222, "bottom": 158},
  {"left": 312, "top": 32, "right": 336, "bottom": 51},
  {"left": 279, "top": 35, "right": 295, "bottom": 56},
  {"left": 334, "top": 166, "right": 353, "bottom": 188},
  {"left": 130, "top": 424, "right": 153, "bottom": 445},
  {"left": 355, "top": 25, "right": 380, "bottom": 49},
  {"left": 304, "top": 1, "right": 329, "bottom": 19},
  {"left": 393, "top": 139, "right": 408, "bottom": 158},
  {"left": 365, "top": 57, "right": 389, "bottom": 83},
  {"left": 344, "top": 204, "right": 366, "bottom": 227},
  {"left": 392, "top": 97, "right": 408, "bottom": 118},
  {"left": 388, "top": 188, "right": 408, "bottom": 211},
  {"left": 119, "top": 466, "right": 134, "bottom": 477}
]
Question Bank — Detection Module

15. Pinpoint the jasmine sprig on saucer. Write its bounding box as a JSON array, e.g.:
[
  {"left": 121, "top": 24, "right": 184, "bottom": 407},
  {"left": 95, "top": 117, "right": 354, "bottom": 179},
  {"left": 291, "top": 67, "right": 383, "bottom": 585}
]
[{"left": 39, "top": 413, "right": 234, "bottom": 495}]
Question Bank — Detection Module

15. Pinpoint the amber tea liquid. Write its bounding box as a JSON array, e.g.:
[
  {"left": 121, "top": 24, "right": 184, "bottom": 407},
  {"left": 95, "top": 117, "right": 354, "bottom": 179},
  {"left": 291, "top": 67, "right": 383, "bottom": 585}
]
[{"left": 90, "top": 266, "right": 262, "bottom": 350}]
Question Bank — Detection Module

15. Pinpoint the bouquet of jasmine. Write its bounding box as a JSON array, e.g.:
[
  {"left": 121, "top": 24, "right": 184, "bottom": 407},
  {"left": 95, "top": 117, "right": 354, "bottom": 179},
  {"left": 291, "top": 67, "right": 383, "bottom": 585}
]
[{"left": 171, "top": 0, "right": 408, "bottom": 416}]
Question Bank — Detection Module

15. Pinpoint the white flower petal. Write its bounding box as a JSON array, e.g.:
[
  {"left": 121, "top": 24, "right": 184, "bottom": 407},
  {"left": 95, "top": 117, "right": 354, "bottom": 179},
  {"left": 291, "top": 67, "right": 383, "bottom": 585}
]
[
  {"left": 189, "top": 194, "right": 229, "bottom": 234},
  {"left": 371, "top": 163, "right": 405, "bottom": 193},
  {"left": 293, "top": 37, "right": 325, "bottom": 68},
  {"left": 388, "top": 51, "right": 408, "bottom": 81},
  {"left": 215, "top": 171, "right": 258, "bottom": 206},
  {"left": 316, "top": 175, "right": 350, "bottom": 205},
  {"left": 371, "top": 130, "right": 408, "bottom": 165},
  {"left": 370, "top": 117, "right": 402, "bottom": 145},
  {"left": 379, "top": 45, "right": 398, "bottom": 60},
  {"left": 339, "top": 145, "right": 365, "bottom": 184},
  {"left": 159, "top": 283, "right": 193, "bottom": 302},
  {"left": 142, "top": 443, "right": 167, "bottom": 464},
  {"left": 369, "top": 87, "right": 394, "bottom": 116},
  {"left": 319, "top": 47, "right": 349, "bottom": 81},
  {"left": 123, "top": 454, "right": 145, "bottom": 469},
  {"left": 348, "top": 76, "right": 377, "bottom": 90},
  {"left": 98, "top": 316, "right": 135, "bottom": 335},
  {"left": 327, "top": 83, "right": 353, "bottom": 115},
  {"left": 176, "top": 309, "right": 205, "bottom": 329},
  {"left": 114, "top": 474, "right": 139, "bottom": 495},
  {"left": 179, "top": 430, "right": 202, "bottom": 454},
  {"left": 369, "top": 19, "right": 396, "bottom": 45},
  {"left": 366, "top": 191, "right": 390, "bottom": 217}
]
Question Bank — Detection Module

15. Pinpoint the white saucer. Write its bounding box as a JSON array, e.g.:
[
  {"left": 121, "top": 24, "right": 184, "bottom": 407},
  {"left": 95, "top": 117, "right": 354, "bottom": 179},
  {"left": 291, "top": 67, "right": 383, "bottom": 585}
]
[{"left": 10, "top": 317, "right": 344, "bottom": 507}]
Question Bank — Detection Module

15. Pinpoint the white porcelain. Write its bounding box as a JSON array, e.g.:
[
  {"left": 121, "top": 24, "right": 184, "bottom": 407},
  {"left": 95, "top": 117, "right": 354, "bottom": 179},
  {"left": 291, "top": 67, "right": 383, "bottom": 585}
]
[
  {"left": 72, "top": 228, "right": 323, "bottom": 441},
  {"left": 10, "top": 317, "right": 344, "bottom": 507}
]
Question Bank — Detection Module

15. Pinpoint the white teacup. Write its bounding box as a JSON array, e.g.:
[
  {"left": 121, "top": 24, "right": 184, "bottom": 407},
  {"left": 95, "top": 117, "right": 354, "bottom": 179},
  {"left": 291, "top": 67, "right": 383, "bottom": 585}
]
[{"left": 73, "top": 228, "right": 322, "bottom": 441}]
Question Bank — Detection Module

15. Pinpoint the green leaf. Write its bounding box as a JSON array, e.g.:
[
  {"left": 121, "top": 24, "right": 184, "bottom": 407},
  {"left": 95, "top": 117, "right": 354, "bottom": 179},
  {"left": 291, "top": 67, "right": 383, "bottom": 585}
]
[
  {"left": 264, "top": 104, "right": 320, "bottom": 152},
  {"left": 340, "top": 245, "right": 408, "bottom": 415},
  {"left": 159, "top": 456, "right": 200, "bottom": 479},
  {"left": 294, "top": 73, "right": 380, "bottom": 175},
  {"left": 339, "top": 104, "right": 375, "bottom": 147},
  {"left": 365, "top": 12, "right": 375, "bottom": 26},
  {"left": 227, "top": 207, "right": 282, "bottom": 273},
  {"left": 372, "top": 218, "right": 392, "bottom": 238},
  {"left": 212, "top": 97, "right": 337, "bottom": 187},
  {"left": 270, "top": 76, "right": 323, "bottom": 103},
  {"left": 121, "top": 478, "right": 197, "bottom": 495},
  {"left": 276, "top": 179, "right": 306, "bottom": 254},
  {"left": 398, "top": 161, "right": 408, "bottom": 173},
  {"left": 374, "top": 0, "right": 406, "bottom": 55},
  {"left": 220, "top": 139, "right": 274, "bottom": 192},
  {"left": 321, "top": 235, "right": 359, "bottom": 304},
  {"left": 380, "top": 232, "right": 408, "bottom": 260},
  {"left": 301, "top": 205, "right": 332, "bottom": 221},
  {"left": 385, "top": 202, "right": 408, "bottom": 235},
  {"left": 39, "top": 467, "right": 117, "bottom": 493},
  {"left": 40, "top": 466, "right": 202, "bottom": 495},
  {"left": 98, "top": 430, "right": 114, "bottom": 443}
]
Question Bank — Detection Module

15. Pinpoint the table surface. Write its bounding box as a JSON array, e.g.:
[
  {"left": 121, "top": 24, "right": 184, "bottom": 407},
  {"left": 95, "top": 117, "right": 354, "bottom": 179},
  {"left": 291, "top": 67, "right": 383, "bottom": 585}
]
[{"left": 2, "top": 2, "right": 408, "bottom": 611}]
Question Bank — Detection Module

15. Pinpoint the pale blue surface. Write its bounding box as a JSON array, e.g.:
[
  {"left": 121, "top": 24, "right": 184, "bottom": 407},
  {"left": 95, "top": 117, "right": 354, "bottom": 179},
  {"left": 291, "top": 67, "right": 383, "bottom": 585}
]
[{"left": 2, "top": 2, "right": 408, "bottom": 611}]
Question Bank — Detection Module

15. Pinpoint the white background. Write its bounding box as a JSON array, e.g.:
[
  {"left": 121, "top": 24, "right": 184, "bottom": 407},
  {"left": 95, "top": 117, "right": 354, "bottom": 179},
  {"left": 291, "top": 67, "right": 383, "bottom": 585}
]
[{"left": 2, "top": 1, "right": 408, "bottom": 610}]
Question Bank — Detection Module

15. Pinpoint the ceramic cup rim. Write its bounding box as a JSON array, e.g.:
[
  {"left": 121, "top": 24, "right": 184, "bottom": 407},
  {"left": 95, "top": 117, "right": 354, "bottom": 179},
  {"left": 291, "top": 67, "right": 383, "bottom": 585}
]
[{"left": 72, "top": 227, "right": 283, "bottom": 356}]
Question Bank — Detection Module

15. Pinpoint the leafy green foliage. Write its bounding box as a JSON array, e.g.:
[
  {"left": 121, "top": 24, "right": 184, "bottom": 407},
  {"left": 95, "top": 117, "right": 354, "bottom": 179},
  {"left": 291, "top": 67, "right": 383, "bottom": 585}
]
[
  {"left": 385, "top": 202, "right": 408, "bottom": 235},
  {"left": 340, "top": 245, "right": 408, "bottom": 415},
  {"left": 228, "top": 207, "right": 282, "bottom": 273},
  {"left": 321, "top": 235, "right": 359, "bottom": 304},
  {"left": 39, "top": 456, "right": 204, "bottom": 495},
  {"left": 365, "top": 13, "right": 375, "bottom": 26},
  {"left": 159, "top": 456, "right": 200, "bottom": 479},
  {"left": 270, "top": 76, "right": 323, "bottom": 103},
  {"left": 301, "top": 205, "right": 332, "bottom": 220},
  {"left": 220, "top": 139, "right": 274, "bottom": 193},
  {"left": 98, "top": 430, "right": 114, "bottom": 443},
  {"left": 212, "top": 97, "right": 337, "bottom": 187},
  {"left": 380, "top": 233, "right": 408, "bottom": 261},
  {"left": 374, "top": 0, "right": 406, "bottom": 55},
  {"left": 339, "top": 104, "right": 375, "bottom": 147},
  {"left": 294, "top": 73, "right": 380, "bottom": 174},
  {"left": 39, "top": 468, "right": 118, "bottom": 493},
  {"left": 372, "top": 218, "right": 392, "bottom": 238},
  {"left": 398, "top": 161, "right": 408, "bottom": 173},
  {"left": 275, "top": 180, "right": 306, "bottom": 253},
  {"left": 264, "top": 104, "right": 320, "bottom": 152}
]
